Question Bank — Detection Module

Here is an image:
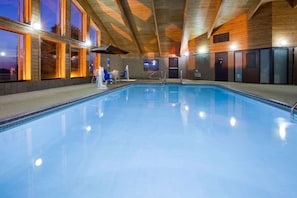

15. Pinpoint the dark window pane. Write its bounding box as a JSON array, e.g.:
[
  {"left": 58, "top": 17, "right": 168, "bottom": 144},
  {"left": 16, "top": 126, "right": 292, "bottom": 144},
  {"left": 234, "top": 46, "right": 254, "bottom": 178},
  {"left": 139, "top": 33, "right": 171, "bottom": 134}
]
[
  {"left": 0, "top": 29, "right": 25, "bottom": 82},
  {"left": 41, "top": 39, "right": 59, "bottom": 79},
  {"left": 71, "top": 47, "right": 82, "bottom": 77}
]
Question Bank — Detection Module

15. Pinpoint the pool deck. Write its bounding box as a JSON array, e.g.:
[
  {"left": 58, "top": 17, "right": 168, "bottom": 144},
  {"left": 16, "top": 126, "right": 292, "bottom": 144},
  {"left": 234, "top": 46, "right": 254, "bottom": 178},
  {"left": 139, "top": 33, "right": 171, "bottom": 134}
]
[{"left": 1, "top": 79, "right": 297, "bottom": 123}]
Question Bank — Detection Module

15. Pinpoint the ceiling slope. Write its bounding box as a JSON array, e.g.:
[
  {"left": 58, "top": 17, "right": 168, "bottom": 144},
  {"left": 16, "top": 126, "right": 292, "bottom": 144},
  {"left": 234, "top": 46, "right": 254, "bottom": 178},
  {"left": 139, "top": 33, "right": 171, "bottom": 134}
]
[{"left": 86, "top": 0, "right": 290, "bottom": 58}]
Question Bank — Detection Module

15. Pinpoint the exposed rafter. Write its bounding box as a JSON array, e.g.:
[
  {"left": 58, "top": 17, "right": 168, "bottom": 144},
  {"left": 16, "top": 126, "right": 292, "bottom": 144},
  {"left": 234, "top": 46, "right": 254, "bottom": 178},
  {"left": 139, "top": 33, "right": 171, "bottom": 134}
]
[
  {"left": 151, "top": 0, "right": 162, "bottom": 56},
  {"left": 207, "top": 0, "right": 223, "bottom": 38},
  {"left": 180, "top": 0, "right": 189, "bottom": 56},
  {"left": 86, "top": 0, "right": 295, "bottom": 58},
  {"left": 116, "top": 0, "right": 142, "bottom": 55},
  {"left": 287, "top": 0, "right": 297, "bottom": 8},
  {"left": 248, "top": 0, "right": 265, "bottom": 20},
  {"left": 79, "top": 0, "right": 115, "bottom": 45}
]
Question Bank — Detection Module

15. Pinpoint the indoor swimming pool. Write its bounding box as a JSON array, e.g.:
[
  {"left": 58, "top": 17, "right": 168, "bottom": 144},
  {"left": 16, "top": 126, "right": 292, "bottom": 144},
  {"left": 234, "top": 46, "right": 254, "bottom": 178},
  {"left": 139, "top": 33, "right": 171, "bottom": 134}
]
[{"left": 0, "top": 84, "right": 297, "bottom": 198}]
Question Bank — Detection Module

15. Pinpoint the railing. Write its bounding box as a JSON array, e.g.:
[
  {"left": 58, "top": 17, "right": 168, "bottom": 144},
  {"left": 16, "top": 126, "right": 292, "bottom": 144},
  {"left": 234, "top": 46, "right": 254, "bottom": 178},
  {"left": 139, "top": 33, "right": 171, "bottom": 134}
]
[
  {"left": 161, "top": 70, "right": 166, "bottom": 84},
  {"left": 148, "top": 71, "right": 160, "bottom": 79},
  {"left": 291, "top": 102, "right": 297, "bottom": 120},
  {"left": 180, "top": 70, "right": 183, "bottom": 84}
]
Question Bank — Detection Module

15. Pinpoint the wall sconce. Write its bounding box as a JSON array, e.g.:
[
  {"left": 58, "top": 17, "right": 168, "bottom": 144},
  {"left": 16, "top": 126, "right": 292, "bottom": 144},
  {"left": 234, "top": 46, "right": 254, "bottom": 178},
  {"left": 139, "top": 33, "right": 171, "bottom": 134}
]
[
  {"left": 184, "top": 51, "right": 189, "bottom": 56},
  {"left": 31, "top": 22, "right": 41, "bottom": 30},
  {"left": 230, "top": 44, "right": 237, "bottom": 51},
  {"left": 85, "top": 40, "right": 92, "bottom": 47},
  {"left": 198, "top": 46, "right": 207, "bottom": 54},
  {"left": 280, "top": 39, "right": 288, "bottom": 46}
]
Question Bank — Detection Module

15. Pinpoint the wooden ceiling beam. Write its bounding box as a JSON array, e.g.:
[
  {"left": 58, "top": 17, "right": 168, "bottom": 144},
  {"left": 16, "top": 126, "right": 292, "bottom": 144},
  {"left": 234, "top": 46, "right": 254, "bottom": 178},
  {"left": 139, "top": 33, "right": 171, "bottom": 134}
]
[
  {"left": 180, "top": 0, "right": 189, "bottom": 56},
  {"left": 151, "top": 0, "right": 162, "bottom": 56},
  {"left": 116, "top": 0, "right": 142, "bottom": 55},
  {"left": 287, "top": 0, "right": 297, "bottom": 8},
  {"left": 79, "top": 0, "right": 115, "bottom": 45},
  {"left": 248, "top": 0, "right": 265, "bottom": 20},
  {"left": 207, "top": 0, "right": 222, "bottom": 38}
]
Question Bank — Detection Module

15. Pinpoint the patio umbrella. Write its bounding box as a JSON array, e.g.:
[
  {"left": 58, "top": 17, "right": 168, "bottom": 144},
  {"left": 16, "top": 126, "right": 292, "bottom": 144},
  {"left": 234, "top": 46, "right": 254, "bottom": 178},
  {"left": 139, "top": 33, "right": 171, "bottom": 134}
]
[{"left": 91, "top": 45, "right": 128, "bottom": 54}]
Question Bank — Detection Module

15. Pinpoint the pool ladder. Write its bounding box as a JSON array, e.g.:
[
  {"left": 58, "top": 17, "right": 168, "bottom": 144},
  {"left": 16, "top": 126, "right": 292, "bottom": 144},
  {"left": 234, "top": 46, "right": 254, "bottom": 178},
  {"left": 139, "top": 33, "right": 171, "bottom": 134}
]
[
  {"left": 161, "top": 70, "right": 166, "bottom": 84},
  {"left": 180, "top": 70, "right": 183, "bottom": 84},
  {"left": 291, "top": 102, "right": 297, "bottom": 120}
]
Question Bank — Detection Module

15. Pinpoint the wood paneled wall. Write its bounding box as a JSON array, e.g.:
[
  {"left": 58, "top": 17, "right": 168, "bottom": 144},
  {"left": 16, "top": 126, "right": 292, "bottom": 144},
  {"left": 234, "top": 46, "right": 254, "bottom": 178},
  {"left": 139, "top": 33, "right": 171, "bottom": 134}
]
[
  {"left": 210, "top": 2, "right": 272, "bottom": 52},
  {"left": 189, "top": 1, "right": 297, "bottom": 54},
  {"left": 272, "top": 1, "right": 297, "bottom": 47},
  {"left": 186, "top": 1, "right": 297, "bottom": 82}
]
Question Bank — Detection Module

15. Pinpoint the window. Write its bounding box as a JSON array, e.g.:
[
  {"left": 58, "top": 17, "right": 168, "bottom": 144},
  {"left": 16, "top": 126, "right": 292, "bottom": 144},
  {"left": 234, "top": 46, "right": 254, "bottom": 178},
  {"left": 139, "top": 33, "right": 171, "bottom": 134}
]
[
  {"left": 41, "top": 39, "right": 61, "bottom": 79},
  {"left": 71, "top": 2, "right": 83, "bottom": 41},
  {"left": 90, "top": 25, "right": 97, "bottom": 47},
  {"left": 89, "top": 22, "right": 100, "bottom": 74},
  {"left": 0, "top": 0, "right": 24, "bottom": 22},
  {"left": 40, "top": 0, "right": 62, "bottom": 34},
  {"left": 71, "top": 47, "right": 84, "bottom": 77},
  {"left": 0, "top": 29, "right": 25, "bottom": 82}
]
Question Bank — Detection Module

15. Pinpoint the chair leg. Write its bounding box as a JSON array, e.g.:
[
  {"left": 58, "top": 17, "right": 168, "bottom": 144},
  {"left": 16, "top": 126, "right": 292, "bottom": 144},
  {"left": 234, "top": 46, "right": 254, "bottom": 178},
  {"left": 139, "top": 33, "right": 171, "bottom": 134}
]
[{"left": 91, "top": 76, "right": 96, "bottom": 83}]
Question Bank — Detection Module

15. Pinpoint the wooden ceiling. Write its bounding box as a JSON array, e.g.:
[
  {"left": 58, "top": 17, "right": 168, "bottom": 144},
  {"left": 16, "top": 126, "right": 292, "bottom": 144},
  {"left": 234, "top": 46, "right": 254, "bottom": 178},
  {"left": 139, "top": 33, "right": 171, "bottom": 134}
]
[{"left": 85, "top": 0, "right": 295, "bottom": 58}]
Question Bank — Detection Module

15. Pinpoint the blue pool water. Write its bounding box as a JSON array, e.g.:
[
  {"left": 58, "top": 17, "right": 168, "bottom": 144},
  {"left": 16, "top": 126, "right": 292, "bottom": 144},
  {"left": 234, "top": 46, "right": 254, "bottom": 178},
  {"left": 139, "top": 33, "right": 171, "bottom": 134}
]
[{"left": 0, "top": 84, "right": 297, "bottom": 198}]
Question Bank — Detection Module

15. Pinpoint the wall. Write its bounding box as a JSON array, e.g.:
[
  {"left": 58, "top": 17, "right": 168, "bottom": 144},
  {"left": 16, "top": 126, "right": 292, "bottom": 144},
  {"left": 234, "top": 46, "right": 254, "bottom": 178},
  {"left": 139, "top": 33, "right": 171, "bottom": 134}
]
[
  {"left": 0, "top": 78, "right": 90, "bottom": 95},
  {"left": 187, "top": 2, "right": 273, "bottom": 81},
  {"left": 100, "top": 54, "right": 123, "bottom": 71},
  {"left": 272, "top": 1, "right": 297, "bottom": 47},
  {"left": 123, "top": 58, "right": 167, "bottom": 79}
]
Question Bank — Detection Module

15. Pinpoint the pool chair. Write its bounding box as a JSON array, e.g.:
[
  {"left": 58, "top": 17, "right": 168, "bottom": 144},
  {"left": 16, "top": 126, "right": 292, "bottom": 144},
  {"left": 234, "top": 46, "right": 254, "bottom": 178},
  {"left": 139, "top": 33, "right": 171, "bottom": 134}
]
[
  {"left": 104, "top": 69, "right": 113, "bottom": 84},
  {"left": 110, "top": 69, "right": 119, "bottom": 83},
  {"left": 120, "top": 70, "right": 127, "bottom": 78}
]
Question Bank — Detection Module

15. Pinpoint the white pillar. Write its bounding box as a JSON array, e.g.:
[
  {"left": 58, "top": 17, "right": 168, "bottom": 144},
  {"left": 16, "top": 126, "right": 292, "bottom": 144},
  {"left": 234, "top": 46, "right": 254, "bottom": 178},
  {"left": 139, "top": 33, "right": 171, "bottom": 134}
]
[
  {"left": 97, "top": 67, "right": 107, "bottom": 89},
  {"left": 125, "top": 65, "right": 129, "bottom": 80}
]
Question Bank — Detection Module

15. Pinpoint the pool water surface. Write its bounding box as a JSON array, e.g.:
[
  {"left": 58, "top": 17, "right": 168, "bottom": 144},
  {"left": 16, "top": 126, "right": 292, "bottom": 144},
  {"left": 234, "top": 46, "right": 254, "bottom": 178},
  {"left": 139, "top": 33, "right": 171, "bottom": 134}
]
[{"left": 0, "top": 84, "right": 297, "bottom": 198}]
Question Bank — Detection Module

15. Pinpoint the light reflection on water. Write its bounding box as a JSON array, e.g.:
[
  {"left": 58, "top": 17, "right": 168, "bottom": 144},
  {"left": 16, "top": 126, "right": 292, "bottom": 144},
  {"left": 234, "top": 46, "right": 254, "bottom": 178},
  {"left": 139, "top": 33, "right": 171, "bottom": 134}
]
[{"left": 0, "top": 84, "right": 297, "bottom": 198}]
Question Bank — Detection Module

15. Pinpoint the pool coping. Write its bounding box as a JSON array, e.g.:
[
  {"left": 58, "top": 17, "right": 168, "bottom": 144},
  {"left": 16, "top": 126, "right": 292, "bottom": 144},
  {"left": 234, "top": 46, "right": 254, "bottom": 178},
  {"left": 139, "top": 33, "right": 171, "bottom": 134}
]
[
  {"left": 0, "top": 84, "right": 129, "bottom": 130},
  {"left": 0, "top": 82, "right": 292, "bottom": 130}
]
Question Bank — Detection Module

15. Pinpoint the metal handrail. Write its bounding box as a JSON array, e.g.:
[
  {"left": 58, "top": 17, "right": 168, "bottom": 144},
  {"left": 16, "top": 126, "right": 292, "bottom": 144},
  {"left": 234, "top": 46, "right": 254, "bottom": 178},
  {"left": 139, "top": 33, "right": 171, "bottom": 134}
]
[
  {"left": 180, "top": 70, "right": 183, "bottom": 84},
  {"left": 148, "top": 71, "right": 159, "bottom": 79},
  {"left": 162, "top": 70, "right": 166, "bottom": 84},
  {"left": 291, "top": 102, "right": 297, "bottom": 119}
]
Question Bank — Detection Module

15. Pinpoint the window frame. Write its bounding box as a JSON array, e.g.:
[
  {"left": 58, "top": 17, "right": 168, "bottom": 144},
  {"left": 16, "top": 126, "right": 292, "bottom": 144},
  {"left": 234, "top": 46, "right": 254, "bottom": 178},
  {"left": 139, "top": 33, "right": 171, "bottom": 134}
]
[
  {"left": 40, "top": 37, "right": 64, "bottom": 79},
  {"left": 71, "top": 0, "right": 87, "bottom": 42}
]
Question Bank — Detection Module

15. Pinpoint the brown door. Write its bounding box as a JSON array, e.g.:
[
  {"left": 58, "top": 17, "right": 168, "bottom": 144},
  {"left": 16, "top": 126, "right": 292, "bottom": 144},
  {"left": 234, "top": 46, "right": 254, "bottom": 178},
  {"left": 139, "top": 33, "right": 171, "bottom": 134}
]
[
  {"left": 168, "top": 57, "right": 178, "bottom": 78},
  {"left": 215, "top": 52, "right": 228, "bottom": 81},
  {"left": 242, "top": 50, "right": 260, "bottom": 83}
]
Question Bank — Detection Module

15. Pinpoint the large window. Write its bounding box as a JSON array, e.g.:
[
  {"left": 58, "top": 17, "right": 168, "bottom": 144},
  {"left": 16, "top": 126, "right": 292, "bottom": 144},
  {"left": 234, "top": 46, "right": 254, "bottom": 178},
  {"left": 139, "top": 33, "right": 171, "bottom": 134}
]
[
  {"left": 71, "top": 47, "right": 83, "bottom": 77},
  {"left": 71, "top": 2, "right": 83, "bottom": 41},
  {"left": 0, "top": 29, "right": 25, "bottom": 82},
  {"left": 41, "top": 39, "right": 61, "bottom": 79},
  {"left": 0, "top": 0, "right": 24, "bottom": 22},
  {"left": 90, "top": 24, "right": 98, "bottom": 47},
  {"left": 40, "top": 0, "right": 62, "bottom": 34},
  {"left": 89, "top": 22, "right": 100, "bottom": 74}
]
